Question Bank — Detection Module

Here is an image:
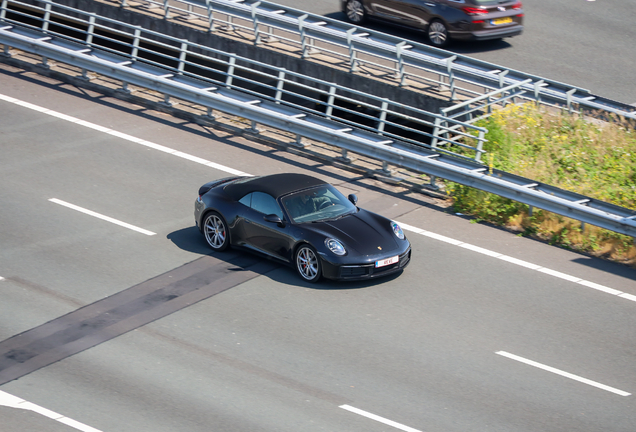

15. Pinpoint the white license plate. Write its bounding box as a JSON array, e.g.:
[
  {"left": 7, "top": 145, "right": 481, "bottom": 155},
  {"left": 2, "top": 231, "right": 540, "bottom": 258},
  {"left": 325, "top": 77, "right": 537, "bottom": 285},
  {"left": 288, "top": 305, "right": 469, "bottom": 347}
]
[
  {"left": 491, "top": 17, "right": 513, "bottom": 25},
  {"left": 375, "top": 255, "right": 399, "bottom": 268}
]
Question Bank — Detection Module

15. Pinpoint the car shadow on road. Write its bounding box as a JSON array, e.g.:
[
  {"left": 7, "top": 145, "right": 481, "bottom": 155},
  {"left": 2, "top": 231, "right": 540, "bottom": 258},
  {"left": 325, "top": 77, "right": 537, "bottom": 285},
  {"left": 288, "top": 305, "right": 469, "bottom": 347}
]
[{"left": 167, "top": 226, "right": 406, "bottom": 290}]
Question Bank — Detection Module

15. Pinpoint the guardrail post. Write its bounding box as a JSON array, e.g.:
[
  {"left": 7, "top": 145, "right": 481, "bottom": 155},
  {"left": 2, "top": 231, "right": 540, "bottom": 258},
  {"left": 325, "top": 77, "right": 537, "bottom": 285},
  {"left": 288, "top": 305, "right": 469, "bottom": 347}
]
[
  {"left": 475, "top": 130, "right": 485, "bottom": 163},
  {"left": 226, "top": 55, "right": 236, "bottom": 89},
  {"left": 178, "top": 40, "right": 188, "bottom": 74},
  {"left": 346, "top": 28, "right": 358, "bottom": 72},
  {"left": 326, "top": 85, "right": 336, "bottom": 119},
  {"left": 446, "top": 55, "right": 457, "bottom": 101},
  {"left": 498, "top": 70, "right": 509, "bottom": 88},
  {"left": 395, "top": 41, "right": 409, "bottom": 86},
  {"left": 163, "top": 0, "right": 171, "bottom": 19},
  {"left": 205, "top": 0, "right": 216, "bottom": 33},
  {"left": 566, "top": 88, "right": 576, "bottom": 113},
  {"left": 131, "top": 27, "right": 141, "bottom": 61},
  {"left": 42, "top": 0, "right": 52, "bottom": 33},
  {"left": 86, "top": 14, "right": 96, "bottom": 46},
  {"left": 275, "top": 69, "right": 285, "bottom": 103},
  {"left": 1, "top": 0, "right": 8, "bottom": 20},
  {"left": 298, "top": 14, "right": 309, "bottom": 59},
  {"left": 533, "top": 80, "right": 545, "bottom": 102},
  {"left": 250, "top": 2, "right": 262, "bottom": 45},
  {"left": 377, "top": 99, "right": 389, "bottom": 133},
  {"left": 431, "top": 116, "right": 442, "bottom": 149}
]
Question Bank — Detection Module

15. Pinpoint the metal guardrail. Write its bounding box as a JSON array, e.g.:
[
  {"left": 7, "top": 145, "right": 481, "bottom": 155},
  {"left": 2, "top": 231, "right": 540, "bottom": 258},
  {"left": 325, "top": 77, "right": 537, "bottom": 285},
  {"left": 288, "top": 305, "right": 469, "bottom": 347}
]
[
  {"left": 112, "top": 0, "right": 636, "bottom": 121},
  {"left": 0, "top": 0, "right": 489, "bottom": 161},
  {"left": 1, "top": 23, "right": 635, "bottom": 237}
]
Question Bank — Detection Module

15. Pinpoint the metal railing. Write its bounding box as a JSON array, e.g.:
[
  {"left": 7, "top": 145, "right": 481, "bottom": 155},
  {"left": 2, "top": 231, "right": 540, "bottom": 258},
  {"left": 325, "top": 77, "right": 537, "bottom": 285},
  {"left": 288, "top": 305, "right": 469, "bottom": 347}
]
[
  {"left": 108, "top": 0, "right": 636, "bottom": 121},
  {"left": 1, "top": 0, "right": 635, "bottom": 238},
  {"left": 0, "top": 0, "right": 488, "bottom": 161},
  {"left": 1, "top": 23, "right": 635, "bottom": 237}
]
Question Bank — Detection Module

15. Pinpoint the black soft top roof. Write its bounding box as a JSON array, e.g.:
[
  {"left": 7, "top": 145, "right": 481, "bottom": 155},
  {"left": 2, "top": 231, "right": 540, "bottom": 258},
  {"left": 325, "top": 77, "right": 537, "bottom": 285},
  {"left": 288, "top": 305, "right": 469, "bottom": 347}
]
[{"left": 224, "top": 173, "right": 326, "bottom": 200}]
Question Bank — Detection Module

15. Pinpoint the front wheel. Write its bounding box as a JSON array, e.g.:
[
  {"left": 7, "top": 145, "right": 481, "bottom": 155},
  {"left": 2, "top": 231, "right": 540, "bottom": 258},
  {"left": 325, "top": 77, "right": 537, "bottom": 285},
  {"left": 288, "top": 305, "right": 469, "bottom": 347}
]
[
  {"left": 345, "top": 0, "right": 367, "bottom": 24},
  {"left": 295, "top": 244, "right": 322, "bottom": 283},
  {"left": 203, "top": 211, "right": 229, "bottom": 251},
  {"left": 428, "top": 20, "right": 449, "bottom": 48}
]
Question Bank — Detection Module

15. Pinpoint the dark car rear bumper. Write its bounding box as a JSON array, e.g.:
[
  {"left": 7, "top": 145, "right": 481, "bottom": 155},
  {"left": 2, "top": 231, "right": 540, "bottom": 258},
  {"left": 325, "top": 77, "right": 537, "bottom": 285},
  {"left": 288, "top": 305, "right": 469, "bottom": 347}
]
[
  {"left": 451, "top": 25, "right": 523, "bottom": 41},
  {"left": 321, "top": 247, "right": 411, "bottom": 281}
]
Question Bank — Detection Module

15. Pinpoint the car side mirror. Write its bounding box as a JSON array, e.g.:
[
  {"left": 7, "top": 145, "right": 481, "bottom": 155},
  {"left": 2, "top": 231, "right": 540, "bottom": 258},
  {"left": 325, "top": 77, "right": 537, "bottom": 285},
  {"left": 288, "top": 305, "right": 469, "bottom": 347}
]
[
  {"left": 264, "top": 214, "right": 285, "bottom": 227},
  {"left": 347, "top": 194, "right": 358, "bottom": 205}
]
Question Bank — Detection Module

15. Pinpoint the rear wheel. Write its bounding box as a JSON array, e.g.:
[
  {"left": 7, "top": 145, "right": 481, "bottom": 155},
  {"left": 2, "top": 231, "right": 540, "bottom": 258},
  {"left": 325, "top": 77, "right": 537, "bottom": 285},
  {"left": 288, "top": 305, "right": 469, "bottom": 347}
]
[
  {"left": 345, "top": 0, "right": 367, "bottom": 24},
  {"left": 428, "top": 19, "right": 449, "bottom": 48},
  {"left": 295, "top": 244, "right": 322, "bottom": 283},
  {"left": 203, "top": 211, "right": 229, "bottom": 251}
]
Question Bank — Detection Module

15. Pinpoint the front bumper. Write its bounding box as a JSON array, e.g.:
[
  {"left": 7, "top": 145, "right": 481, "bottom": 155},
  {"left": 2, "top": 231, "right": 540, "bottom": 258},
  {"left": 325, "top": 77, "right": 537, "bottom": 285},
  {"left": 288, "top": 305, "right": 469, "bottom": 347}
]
[{"left": 321, "top": 247, "right": 411, "bottom": 280}]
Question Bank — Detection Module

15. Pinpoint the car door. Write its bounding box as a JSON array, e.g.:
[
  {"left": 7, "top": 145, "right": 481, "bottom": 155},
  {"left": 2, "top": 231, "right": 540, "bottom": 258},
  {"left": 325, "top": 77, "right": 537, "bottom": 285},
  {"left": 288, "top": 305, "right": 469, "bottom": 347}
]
[
  {"left": 242, "top": 192, "right": 295, "bottom": 262},
  {"left": 372, "top": 0, "right": 438, "bottom": 29}
]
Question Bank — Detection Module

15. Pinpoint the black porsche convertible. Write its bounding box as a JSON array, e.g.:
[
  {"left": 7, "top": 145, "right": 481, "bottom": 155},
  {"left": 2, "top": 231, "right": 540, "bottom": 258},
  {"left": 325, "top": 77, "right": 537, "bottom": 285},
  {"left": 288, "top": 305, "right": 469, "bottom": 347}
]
[{"left": 194, "top": 173, "right": 411, "bottom": 282}]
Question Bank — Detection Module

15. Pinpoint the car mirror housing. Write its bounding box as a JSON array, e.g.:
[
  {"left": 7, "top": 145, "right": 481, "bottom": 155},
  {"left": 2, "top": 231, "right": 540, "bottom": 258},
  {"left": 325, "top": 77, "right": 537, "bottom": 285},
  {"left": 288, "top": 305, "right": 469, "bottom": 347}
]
[
  {"left": 347, "top": 194, "right": 358, "bottom": 205},
  {"left": 264, "top": 214, "right": 285, "bottom": 227}
]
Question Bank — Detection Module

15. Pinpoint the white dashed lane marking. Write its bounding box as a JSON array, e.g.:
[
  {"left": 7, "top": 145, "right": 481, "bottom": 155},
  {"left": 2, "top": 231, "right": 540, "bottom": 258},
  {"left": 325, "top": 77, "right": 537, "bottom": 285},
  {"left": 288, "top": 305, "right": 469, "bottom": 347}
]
[
  {"left": 49, "top": 198, "right": 156, "bottom": 236},
  {"left": 0, "top": 390, "right": 103, "bottom": 432},
  {"left": 397, "top": 222, "right": 636, "bottom": 304},
  {"left": 496, "top": 351, "right": 631, "bottom": 397},
  {"left": 340, "top": 404, "right": 423, "bottom": 432}
]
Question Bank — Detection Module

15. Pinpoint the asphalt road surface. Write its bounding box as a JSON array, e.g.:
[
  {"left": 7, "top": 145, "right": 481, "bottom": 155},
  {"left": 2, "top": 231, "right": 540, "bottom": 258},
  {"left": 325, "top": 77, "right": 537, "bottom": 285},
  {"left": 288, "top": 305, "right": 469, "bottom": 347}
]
[
  {"left": 275, "top": 0, "right": 636, "bottom": 106},
  {"left": 1, "top": 63, "right": 636, "bottom": 431}
]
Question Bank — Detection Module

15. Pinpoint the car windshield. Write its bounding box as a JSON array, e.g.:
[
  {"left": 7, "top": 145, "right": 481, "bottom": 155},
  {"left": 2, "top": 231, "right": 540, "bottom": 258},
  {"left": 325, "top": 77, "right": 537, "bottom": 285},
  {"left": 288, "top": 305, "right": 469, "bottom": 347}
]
[{"left": 282, "top": 184, "right": 357, "bottom": 223}]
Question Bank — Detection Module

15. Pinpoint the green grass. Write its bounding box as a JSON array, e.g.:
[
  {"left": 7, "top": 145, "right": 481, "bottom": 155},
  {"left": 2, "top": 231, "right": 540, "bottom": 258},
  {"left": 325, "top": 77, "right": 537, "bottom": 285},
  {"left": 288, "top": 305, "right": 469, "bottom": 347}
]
[{"left": 444, "top": 103, "right": 636, "bottom": 266}]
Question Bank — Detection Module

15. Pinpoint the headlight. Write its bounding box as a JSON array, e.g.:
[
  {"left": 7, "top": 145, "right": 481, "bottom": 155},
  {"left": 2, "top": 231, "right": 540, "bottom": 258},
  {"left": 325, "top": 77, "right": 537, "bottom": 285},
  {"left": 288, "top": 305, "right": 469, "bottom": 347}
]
[
  {"left": 391, "top": 222, "right": 405, "bottom": 240},
  {"left": 325, "top": 238, "right": 346, "bottom": 256}
]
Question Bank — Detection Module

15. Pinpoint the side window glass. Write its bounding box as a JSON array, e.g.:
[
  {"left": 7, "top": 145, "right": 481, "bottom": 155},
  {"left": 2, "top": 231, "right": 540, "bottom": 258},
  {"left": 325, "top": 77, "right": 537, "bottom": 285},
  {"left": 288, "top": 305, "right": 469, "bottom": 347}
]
[
  {"left": 251, "top": 192, "right": 283, "bottom": 218},
  {"left": 239, "top": 193, "right": 252, "bottom": 207}
]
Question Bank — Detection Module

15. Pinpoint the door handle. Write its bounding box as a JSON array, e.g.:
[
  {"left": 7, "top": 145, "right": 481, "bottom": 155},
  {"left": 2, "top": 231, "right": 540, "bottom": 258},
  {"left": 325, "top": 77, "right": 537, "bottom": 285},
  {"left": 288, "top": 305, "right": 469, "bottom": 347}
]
[{"left": 425, "top": 2, "right": 436, "bottom": 6}]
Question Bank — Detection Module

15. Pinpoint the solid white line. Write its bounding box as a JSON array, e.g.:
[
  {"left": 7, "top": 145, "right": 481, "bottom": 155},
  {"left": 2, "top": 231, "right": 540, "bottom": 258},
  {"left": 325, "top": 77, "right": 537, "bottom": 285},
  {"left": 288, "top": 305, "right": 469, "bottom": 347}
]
[
  {"left": 396, "top": 221, "right": 633, "bottom": 304},
  {"left": 496, "top": 351, "right": 631, "bottom": 396},
  {"left": 618, "top": 293, "right": 636, "bottom": 302},
  {"left": 0, "top": 390, "right": 103, "bottom": 432},
  {"left": 0, "top": 93, "right": 251, "bottom": 177},
  {"left": 49, "top": 198, "right": 156, "bottom": 236},
  {"left": 339, "top": 405, "right": 423, "bottom": 432}
]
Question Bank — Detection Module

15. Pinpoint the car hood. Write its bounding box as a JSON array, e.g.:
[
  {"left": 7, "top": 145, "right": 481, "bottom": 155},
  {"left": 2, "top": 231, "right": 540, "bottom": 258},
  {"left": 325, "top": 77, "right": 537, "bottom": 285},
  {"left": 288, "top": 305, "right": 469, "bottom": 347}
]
[{"left": 309, "top": 209, "right": 400, "bottom": 254}]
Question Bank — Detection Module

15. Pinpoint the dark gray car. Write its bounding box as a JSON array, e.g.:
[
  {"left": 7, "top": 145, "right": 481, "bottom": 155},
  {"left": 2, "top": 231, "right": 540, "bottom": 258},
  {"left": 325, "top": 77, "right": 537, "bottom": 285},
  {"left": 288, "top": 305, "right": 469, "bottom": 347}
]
[{"left": 342, "top": 0, "right": 523, "bottom": 47}]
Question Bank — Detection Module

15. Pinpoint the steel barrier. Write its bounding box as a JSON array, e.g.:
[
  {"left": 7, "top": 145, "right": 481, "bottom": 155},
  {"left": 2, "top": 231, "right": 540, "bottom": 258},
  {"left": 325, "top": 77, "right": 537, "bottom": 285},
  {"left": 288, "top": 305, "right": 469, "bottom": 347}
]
[
  {"left": 0, "top": 0, "right": 490, "bottom": 161},
  {"left": 110, "top": 0, "right": 636, "bottom": 121},
  {"left": 1, "top": 23, "right": 635, "bottom": 237}
]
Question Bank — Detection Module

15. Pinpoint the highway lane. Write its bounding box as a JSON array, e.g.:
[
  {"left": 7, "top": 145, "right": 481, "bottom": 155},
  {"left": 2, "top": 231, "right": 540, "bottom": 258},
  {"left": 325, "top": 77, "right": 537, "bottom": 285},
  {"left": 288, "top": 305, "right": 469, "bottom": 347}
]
[
  {"left": 273, "top": 0, "right": 636, "bottom": 105},
  {"left": 1, "top": 69, "right": 636, "bottom": 431}
]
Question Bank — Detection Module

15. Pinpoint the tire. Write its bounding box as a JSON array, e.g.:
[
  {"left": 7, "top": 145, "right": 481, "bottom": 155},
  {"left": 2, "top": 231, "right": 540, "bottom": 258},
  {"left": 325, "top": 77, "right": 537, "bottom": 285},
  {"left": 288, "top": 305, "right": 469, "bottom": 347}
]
[
  {"left": 295, "top": 244, "right": 322, "bottom": 283},
  {"left": 203, "top": 211, "right": 230, "bottom": 251},
  {"left": 345, "top": 0, "right": 367, "bottom": 24},
  {"left": 428, "top": 19, "right": 449, "bottom": 48}
]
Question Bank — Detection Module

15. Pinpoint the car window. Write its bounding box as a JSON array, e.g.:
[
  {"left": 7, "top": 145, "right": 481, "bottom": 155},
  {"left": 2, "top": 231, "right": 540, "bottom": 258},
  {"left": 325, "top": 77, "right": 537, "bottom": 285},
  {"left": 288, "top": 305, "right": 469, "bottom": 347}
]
[
  {"left": 251, "top": 192, "right": 283, "bottom": 218},
  {"left": 282, "top": 184, "right": 357, "bottom": 223},
  {"left": 239, "top": 193, "right": 252, "bottom": 207}
]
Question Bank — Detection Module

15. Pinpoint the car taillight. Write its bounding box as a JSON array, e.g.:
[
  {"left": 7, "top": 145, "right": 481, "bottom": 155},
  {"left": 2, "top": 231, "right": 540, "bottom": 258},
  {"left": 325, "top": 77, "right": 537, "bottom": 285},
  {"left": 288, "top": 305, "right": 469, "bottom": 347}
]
[
  {"left": 512, "top": 1, "right": 522, "bottom": 9},
  {"left": 462, "top": 6, "right": 488, "bottom": 15}
]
